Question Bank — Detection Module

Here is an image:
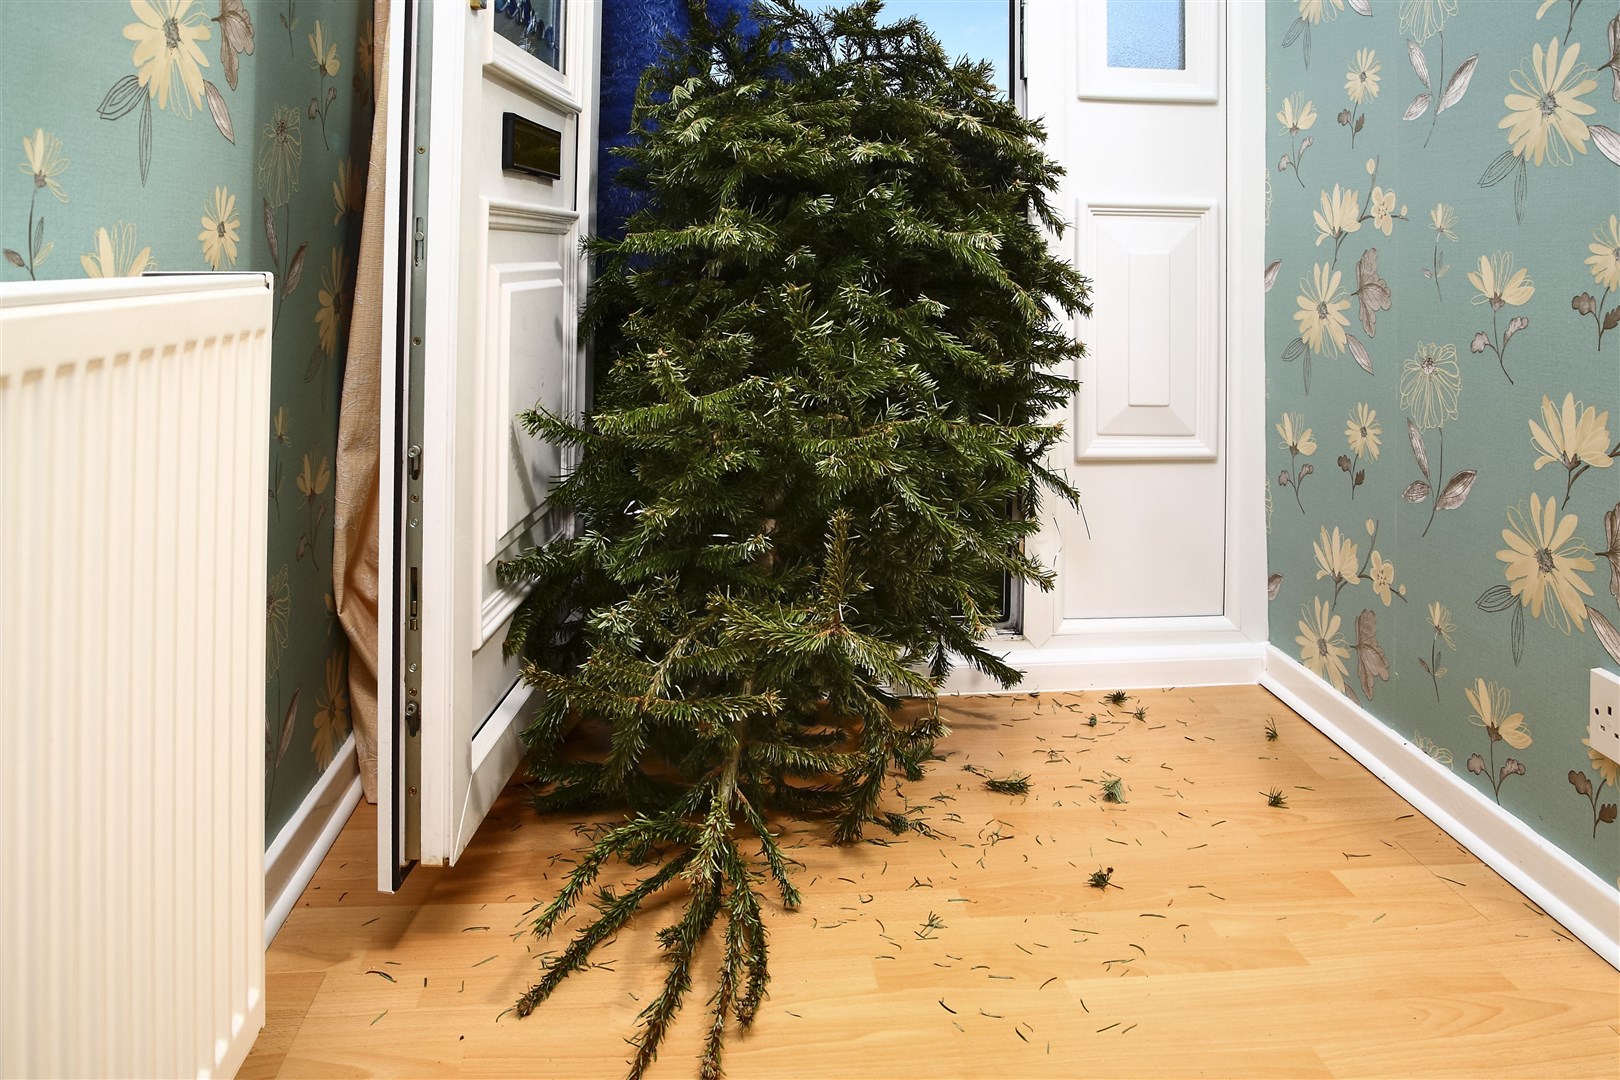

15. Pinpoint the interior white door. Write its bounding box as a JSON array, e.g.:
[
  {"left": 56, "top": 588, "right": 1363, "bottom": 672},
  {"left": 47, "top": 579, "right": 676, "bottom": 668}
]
[
  {"left": 380, "top": 0, "right": 599, "bottom": 886},
  {"left": 1021, "top": 0, "right": 1231, "bottom": 640}
]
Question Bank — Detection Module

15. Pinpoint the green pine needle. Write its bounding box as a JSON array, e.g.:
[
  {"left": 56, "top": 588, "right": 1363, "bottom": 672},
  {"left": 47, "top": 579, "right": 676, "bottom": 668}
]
[
  {"left": 1103, "top": 691, "right": 1130, "bottom": 706},
  {"left": 1264, "top": 788, "right": 1289, "bottom": 808},
  {"left": 984, "top": 773, "right": 1031, "bottom": 796}
]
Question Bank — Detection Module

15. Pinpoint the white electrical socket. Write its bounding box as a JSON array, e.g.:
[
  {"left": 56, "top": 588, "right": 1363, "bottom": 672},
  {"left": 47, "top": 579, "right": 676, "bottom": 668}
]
[{"left": 1590, "top": 669, "right": 1620, "bottom": 765}]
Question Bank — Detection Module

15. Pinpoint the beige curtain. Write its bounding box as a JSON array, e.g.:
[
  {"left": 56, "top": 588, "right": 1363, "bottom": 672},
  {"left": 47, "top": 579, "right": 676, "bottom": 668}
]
[{"left": 333, "top": 0, "right": 392, "bottom": 803}]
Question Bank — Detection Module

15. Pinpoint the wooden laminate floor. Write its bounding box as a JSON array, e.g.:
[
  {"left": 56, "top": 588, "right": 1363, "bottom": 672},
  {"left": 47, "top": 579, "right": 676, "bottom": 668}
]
[{"left": 240, "top": 686, "right": 1620, "bottom": 1079}]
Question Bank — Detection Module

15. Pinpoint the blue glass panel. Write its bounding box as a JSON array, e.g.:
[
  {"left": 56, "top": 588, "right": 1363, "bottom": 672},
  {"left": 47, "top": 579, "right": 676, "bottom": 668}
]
[
  {"left": 802, "top": 0, "right": 1010, "bottom": 95},
  {"left": 1106, "top": 0, "right": 1184, "bottom": 71},
  {"left": 492, "top": 0, "right": 564, "bottom": 71}
]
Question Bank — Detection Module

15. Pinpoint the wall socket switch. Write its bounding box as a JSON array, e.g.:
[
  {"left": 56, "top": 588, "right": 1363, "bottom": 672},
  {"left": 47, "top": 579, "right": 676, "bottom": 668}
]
[{"left": 1590, "top": 669, "right": 1620, "bottom": 766}]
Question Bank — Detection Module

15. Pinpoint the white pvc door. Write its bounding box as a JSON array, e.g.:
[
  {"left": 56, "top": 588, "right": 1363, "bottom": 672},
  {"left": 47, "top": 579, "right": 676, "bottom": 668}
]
[
  {"left": 1021, "top": 0, "right": 1232, "bottom": 642},
  {"left": 380, "top": 0, "right": 599, "bottom": 887}
]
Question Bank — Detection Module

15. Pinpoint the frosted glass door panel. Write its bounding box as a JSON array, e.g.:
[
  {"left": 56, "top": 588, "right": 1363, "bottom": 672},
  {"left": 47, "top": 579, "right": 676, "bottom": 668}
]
[{"left": 1107, "top": 0, "right": 1184, "bottom": 70}]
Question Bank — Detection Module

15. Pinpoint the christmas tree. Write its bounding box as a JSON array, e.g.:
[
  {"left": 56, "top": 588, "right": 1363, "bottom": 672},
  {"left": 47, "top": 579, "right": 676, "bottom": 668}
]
[{"left": 500, "top": 2, "right": 1089, "bottom": 1074}]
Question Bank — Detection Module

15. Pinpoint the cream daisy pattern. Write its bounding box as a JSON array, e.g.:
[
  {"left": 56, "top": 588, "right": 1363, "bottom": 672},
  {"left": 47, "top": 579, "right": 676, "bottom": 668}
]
[
  {"left": 1314, "top": 525, "right": 1360, "bottom": 589},
  {"left": 80, "top": 222, "right": 155, "bottom": 278},
  {"left": 1575, "top": 216, "right": 1620, "bottom": 349},
  {"left": 332, "top": 158, "right": 363, "bottom": 225},
  {"left": 1278, "top": 412, "right": 1317, "bottom": 515},
  {"left": 1367, "top": 186, "right": 1397, "bottom": 236},
  {"left": 1297, "top": 597, "right": 1350, "bottom": 692},
  {"left": 1345, "top": 404, "right": 1381, "bottom": 461},
  {"left": 1464, "top": 677, "right": 1530, "bottom": 804},
  {"left": 1341, "top": 403, "right": 1380, "bottom": 498},
  {"left": 297, "top": 452, "right": 331, "bottom": 574},
  {"left": 309, "top": 20, "right": 341, "bottom": 149},
  {"left": 1570, "top": 739, "right": 1619, "bottom": 838},
  {"left": 1399, "top": 342, "right": 1459, "bottom": 430},
  {"left": 1467, "top": 679, "right": 1531, "bottom": 749},
  {"left": 1529, "top": 392, "right": 1614, "bottom": 505},
  {"left": 259, "top": 103, "right": 305, "bottom": 330},
  {"left": 1293, "top": 262, "right": 1351, "bottom": 356},
  {"left": 1588, "top": 216, "right": 1620, "bottom": 292},
  {"left": 1497, "top": 493, "right": 1595, "bottom": 634},
  {"left": 19, "top": 128, "right": 68, "bottom": 203},
  {"left": 259, "top": 103, "right": 303, "bottom": 210},
  {"left": 1500, "top": 38, "right": 1598, "bottom": 167},
  {"left": 1367, "top": 550, "right": 1404, "bottom": 606},
  {"left": 1276, "top": 93, "right": 1316, "bottom": 185},
  {"left": 1399, "top": 343, "right": 1477, "bottom": 538},
  {"left": 198, "top": 185, "right": 240, "bottom": 269},
  {"left": 97, "top": 0, "right": 237, "bottom": 183},
  {"left": 1345, "top": 48, "right": 1380, "bottom": 103},
  {"left": 297, "top": 453, "right": 330, "bottom": 508},
  {"left": 1419, "top": 602, "right": 1453, "bottom": 701},
  {"left": 1398, "top": 0, "right": 1454, "bottom": 45},
  {"left": 1481, "top": 38, "right": 1601, "bottom": 221},
  {"left": 266, "top": 564, "right": 290, "bottom": 680},
  {"left": 1281, "top": 0, "right": 1365, "bottom": 72},
  {"left": 1470, "top": 252, "right": 1535, "bottom": 309},
  {"left": 310, "top": 647, "right": 350, "bottom": 771},
  {"left": 1426, "top": 203, "right": 1457, "bottom": 299},
  {"left": 1278, "top": 413, "right": 1317, "bottom": 457},
  {"left": 1312, "top": 184, "right": 1360, "bottom": 252},
  {"left": 124, "top": 0, "right": 212, "bottom": 116},
  {"left": 1468, "top": 253, "right": 1535, "bottom": 383},
  {"left": 316, "top": 246, "right": 351, "bottom": 359},
  {"left": 6, "top": 129, "right": 69, "bottom": 278},
  {"left": 1341, "top": 49, "right": 1379, "bottom": 145}
]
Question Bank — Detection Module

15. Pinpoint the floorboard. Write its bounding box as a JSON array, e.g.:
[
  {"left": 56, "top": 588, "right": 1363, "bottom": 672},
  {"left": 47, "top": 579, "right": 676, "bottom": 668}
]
[{"left": 240, "top": 686, "right": 1619, "bottom": 1078}]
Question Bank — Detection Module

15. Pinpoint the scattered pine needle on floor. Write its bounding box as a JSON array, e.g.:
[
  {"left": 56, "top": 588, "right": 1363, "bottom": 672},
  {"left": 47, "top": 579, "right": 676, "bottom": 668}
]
[
  {"left": 241, "top": 686, "right": 1620, "bottom": 1080},
  {"left": 984, "top": 773, "right": 1031, "bottom": 796}
]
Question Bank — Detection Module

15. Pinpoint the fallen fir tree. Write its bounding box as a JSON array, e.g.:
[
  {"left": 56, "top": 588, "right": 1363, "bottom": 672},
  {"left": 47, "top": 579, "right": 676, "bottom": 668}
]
[{"left": 499, "top": 1, "right": 1089, "bottom": 1074}]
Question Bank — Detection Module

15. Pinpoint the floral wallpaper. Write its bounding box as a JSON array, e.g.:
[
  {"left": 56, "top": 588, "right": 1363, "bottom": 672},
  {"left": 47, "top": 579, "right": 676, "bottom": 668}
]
[
  {"left": 1, "top": 0, "right": 374, "bottom": 845},
  {"left": 1267, "top": 0, "right": 1620, "bottom": 881}
]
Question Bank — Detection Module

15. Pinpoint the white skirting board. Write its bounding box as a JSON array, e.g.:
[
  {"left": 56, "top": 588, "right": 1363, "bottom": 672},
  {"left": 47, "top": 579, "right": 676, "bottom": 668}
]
[
  {"left": 1262, "top": 644, "right": 1620, "bottom": 969},
  {"left": 264, "top": 735, "right": 364, "bottom": 946},
  {"left": 941, "top": 640, "right": 1267, "bottom": 696}
]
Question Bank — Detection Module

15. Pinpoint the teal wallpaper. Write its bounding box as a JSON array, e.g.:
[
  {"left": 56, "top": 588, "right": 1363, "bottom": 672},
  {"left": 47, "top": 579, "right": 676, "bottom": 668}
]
[
  {"left": 1267, "top": 0, "right": 1620, "bottom": 881},
  {"left": 0, "top": 0, "right": 374, "bottom": 845}
]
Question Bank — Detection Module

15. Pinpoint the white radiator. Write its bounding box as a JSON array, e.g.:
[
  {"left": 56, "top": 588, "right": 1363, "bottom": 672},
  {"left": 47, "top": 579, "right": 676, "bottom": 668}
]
[{"left": 0, "top": 274, "right": 271, "bottom": 1079}]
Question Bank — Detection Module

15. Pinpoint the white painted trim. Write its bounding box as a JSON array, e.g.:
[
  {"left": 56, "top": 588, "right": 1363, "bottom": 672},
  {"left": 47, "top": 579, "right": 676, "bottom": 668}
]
[
  {"left": 1262, "top": 645, "right": 1620, "bottom": 970},
  {"left": 1224, "top": 0, "right": 1269, "bottom": 651},
  {"left": 264, "top": 736, "right": 363, "bottom": 947},
  {"left": 941, "top": 639, "right": 1266, "bottom": 696},
  {"left": 376, "top": 0, "right": 407, "bottom": 893}
]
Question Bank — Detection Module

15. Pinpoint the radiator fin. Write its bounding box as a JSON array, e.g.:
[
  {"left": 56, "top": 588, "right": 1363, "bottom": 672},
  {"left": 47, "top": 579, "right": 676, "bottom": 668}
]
[{"left": 0, "top": 276, "right": 272, "bottom": 1079}]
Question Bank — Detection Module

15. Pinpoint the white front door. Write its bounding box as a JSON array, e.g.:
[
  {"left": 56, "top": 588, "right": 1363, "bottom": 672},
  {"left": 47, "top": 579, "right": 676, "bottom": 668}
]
[
  {"left": 1011, "top": 0, "right": 1262, "bottom": 673},
  {"left": 379, "top": 0, "right": 599, "bottom": 887}
]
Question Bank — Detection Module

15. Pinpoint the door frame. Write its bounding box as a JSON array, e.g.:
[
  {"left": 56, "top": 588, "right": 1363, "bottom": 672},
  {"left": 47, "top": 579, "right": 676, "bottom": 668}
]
[
  {"left": 945, "top": 0, "right": 1267, "bottom": 693},
  {"left": 377, "top": 0, "right": 602, "bottom": 888},
  {"left": 377, "top": 0, "right": 408, "bottom": 890}
]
